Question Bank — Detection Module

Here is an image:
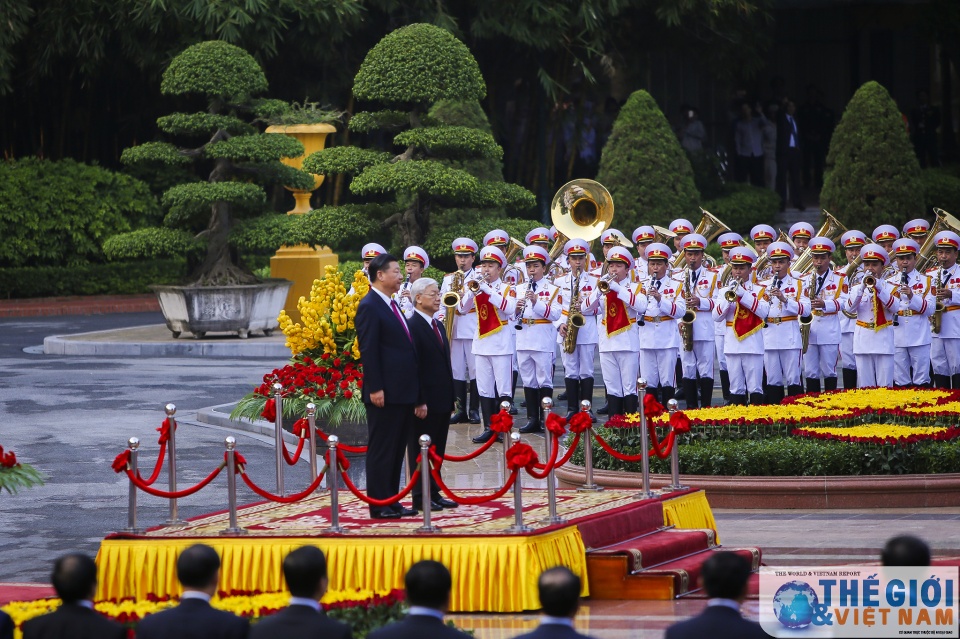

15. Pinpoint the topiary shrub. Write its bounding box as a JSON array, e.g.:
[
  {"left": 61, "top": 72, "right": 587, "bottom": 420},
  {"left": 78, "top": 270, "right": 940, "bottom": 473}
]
[
  {"left": 821, "top": 81, "right": 925, "bottom": 231},
  {"left": 702, "top": 182, "right": 781, "bottom": 237},
  {"left": 303, "top": 24, "right": 535, "bottom": 250},
  {"left": 596, "top": 90, "right": 700, "bottom": 231},
  {"left": 921, "top": 168, "right": 960, "bottom": 214},
  {"left": 0, "top": 158, "right": 161, "bottom": 268}
]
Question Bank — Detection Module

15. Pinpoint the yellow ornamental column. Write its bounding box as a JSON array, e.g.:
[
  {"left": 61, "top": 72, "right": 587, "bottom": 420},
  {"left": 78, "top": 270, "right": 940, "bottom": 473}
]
[{"left": 266, "top": 123, "right": 339, "bottom": 323}]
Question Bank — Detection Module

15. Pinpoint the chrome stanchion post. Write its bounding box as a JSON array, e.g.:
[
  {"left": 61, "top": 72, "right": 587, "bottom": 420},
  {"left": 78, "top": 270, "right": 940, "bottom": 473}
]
[
  {"left": 416, "top": 435, "right": 440, "bottom": 533},
  {"left": 500, "top": 400, "right": 512, "bottom": 478},
  {"left": 163, "top": 403, "right": 185, "bottom": 526},
  {"left": 306, "top": 403, "right": 319, "bottom": 482},
  {"left": 635, "top": 379, "right": 657, "bottom": 500},
  {"left": 505, "top": 432, "right": 533, "bottom": 533},
  {"left": 220, "top": 437, "right": 247, "bottom": 536},
  {"left": 540, "top": 397, "right": 566, "bottom": 525},
  {"left": 324, "top": 435, "right": 344, "bottom": 534},
  {"left": 122, "top": 437, "right": 142, "bottom": 534},
  {"left": 578, "top": 399, "right": 603, "bottom": 492},
  {"left": 666, "top": 399, "right": 689, "bottom": 491},
  {"left": 272, "top": 382, "right": 285, "bottom": 497}
]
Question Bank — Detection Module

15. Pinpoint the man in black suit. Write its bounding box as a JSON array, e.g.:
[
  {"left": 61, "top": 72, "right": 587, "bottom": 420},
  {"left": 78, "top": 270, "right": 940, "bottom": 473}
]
[
  {"left": 776, "top": 98, "right": 804, "bottom": 212},
  {"left": 22, "top": 553, "right": 125, "bottom": 639},
  {"left": 0, "top": 609, "right": 12, "bottom": 639},
  {"left": 664, "top": 552, "right": 766, "bottom": 639},
  {"left": 356, "top": 253, "right": 422, "bottom": 519},
  {"left": 405, "top": 277, "right": 458, "bottom": 512},
  {"left": 512, "top": 567, "right": 594, "bottom": 639},
  {"left": 136, "top": 544, "right": 248, "bottom": 639},
  {"left": 367, "top": 561, "right": 470, "bottom": 639},
  {"left": 250, "top": 546, "right": 351, "bottom": 639}
]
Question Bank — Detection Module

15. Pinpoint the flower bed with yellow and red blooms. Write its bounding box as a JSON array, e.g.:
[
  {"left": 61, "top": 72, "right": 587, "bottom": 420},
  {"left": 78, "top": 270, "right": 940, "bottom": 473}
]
[
  {"left": 2, "top": 589, "right": 405, "bottom": 639},
  {"left": 0, "top": 443, "right": 44, "bottom": 494},
  {"left": 793, "top": 423, "right": 960, "bottom": 444}
]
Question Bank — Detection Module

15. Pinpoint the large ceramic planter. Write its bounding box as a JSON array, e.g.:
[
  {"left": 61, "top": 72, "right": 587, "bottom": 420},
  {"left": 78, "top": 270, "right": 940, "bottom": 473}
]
[
  {"left": 265, "top": 123, "right": 337, "bottom": 214},
  {"left": 151, "top": 279, "right": 292, "bottom": 339}
]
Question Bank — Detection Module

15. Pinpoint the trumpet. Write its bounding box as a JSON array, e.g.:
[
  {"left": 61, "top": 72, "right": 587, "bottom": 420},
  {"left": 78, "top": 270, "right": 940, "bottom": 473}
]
[
  {"left": 467, "top": 277, "right": 483, "bottom": 293},
  {"left": 597, "top": 274, "right": 615, "bottom": 293},
  {"left": 863, "top": 274, "right": 876, "bottom": 291},
  {"left": 723, "top": 279, "right": 742, "bottom": 302}
]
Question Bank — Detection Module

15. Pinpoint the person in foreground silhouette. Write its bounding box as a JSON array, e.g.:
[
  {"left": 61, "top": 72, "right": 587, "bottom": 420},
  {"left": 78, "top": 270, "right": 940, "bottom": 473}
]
[
  {"left": 511, "top": 567, "right": 595, "bottom": 639},
  {"left": 367, "top": 561, "right": 470, "bottom": 639}
]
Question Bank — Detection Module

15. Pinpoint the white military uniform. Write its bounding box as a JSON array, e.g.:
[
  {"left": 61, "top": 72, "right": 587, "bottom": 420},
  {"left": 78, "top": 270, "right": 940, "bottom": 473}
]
[
  {"left": 714, "top": 279, "right": 770, "bottom": 399},
  {"left": 514, "top": 275, "right": 562, "bottom": 388},
  {"left": 583, "top": 274, "right": 647, "bottom": 399},
  {"left": 890, "top": 268, "right": 934, "bottom": 386},
  {"left": 678, "top": 265, "right": 719, "bottom": 381},
  {"left": 639, "top": 274, "right": 685, "bottom": 390},
  {"left": 928, "top": 263, "right": 960, "bottom": 378},
  {"left": 438, "top": 268, "right": 479, "bottom": 382},
  {"left": 458, "top": 277, "right": 517, "bottom": 399},
  {"left": 845, "top": 269, "right": 899, "bottom": 388},
  {"left": 759, "top": 273, "right": 810, "bottom": 391},
  {"left": 555, "top": 268, "right": 599, "bottom": 379},
  {"left": 803, "top": 268, "right": 846, "bottom": 383},
  {"left": 838, "top": 263, "right": 862, "bottom": 374}
]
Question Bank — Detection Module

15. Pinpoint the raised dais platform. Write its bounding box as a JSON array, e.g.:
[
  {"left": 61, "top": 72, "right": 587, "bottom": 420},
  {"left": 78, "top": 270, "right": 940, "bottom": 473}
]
[{"left": 97, "top": 488, "right": 751, "bottom": 611}]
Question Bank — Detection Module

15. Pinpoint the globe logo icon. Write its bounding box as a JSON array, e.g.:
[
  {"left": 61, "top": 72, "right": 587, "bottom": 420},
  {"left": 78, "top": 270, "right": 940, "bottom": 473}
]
[{"left": 772, "top": 580, "right": 819, "bottom": 629}]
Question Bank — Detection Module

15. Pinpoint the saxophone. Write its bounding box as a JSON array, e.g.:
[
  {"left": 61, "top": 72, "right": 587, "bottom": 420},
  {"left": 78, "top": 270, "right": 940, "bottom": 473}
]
[
  {"left": 442, "top": 270, "right": 465, "bottom": 342},
  {"left": 563, "top": 267, "right": 585, "bottom": 354},
  {"left": 678, "top": 268, "right": 696, "bottom": 352},
  {"left": 932, "top": 268, "right": 944, "bottom": 334}
]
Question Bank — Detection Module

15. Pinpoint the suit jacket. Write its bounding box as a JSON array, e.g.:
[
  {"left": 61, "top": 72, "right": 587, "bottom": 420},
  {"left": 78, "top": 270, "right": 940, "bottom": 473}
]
[
  {"left": 0, "top": 610, "right": 13, "bottom": 639},
  {"left": 367, "top": 614, "right": 470, "bottom": 639},
  {"left": 408, "top": 312, "right": 454, "bottom": 415},
  {"left": 512, "top": 622, "right": 595, "bottom": 639},
  {"left": 135, "top": 598, "right": 249, "bottom": 639},
  {"left": 21, "top": 604, "right": 126, "bottom": 639},
  {"left": 249, "top": 604, "right": 351, "bottom": 639},
  {"left": 664, "top": 605, "right": 768, "bottom": 639},
  {"left": 776, "top": 111, "right": 801, "bottom": 156},
  {"left": 355, "top": 290, "right": 420, "bottom": 405}
]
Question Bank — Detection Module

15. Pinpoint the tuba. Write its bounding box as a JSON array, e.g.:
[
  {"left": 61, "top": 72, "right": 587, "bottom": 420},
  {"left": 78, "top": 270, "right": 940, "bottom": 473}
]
[
  {"left": 792, "top": 209, "right": 848, "bottom": 275},
  {"left": 551, "top": 179, "right": 617, "bottom": 247},
  {"left": 671, "top": 208, "right": 732, "bottom": 269},
  {"left": 916, "top": 208, "right": 960, "bottom": 273},
  {"left": 501, "top": 238, "right": 527, "bottom": 284}
]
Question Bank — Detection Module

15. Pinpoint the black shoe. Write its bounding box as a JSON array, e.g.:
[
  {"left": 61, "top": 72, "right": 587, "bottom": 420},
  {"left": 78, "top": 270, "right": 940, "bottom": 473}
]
[
  {"left": 370, "top": 510, "right": 402, "bottom": 520},
  {"left": 520, "top": 399, "right": 527, "bottom": 408},
  {"left": 468, "top": 379, "right": 481, "bottom": 423},
  {"left": 449, "top": 379, "right": 468, "bottom": 424},
  {"left": 413, "top": 500, "right": 443, "bottom": 512},
  {"left": 435, "top": 497, "right": 458, "bottom": 509},
  {"left": 698, "top": 377, "right": 714, "bottom": 408},
  {"left": 472, "top": 429, "right": 496, "bottom": 444},
  {"left": 581, "top": 377, "right": 595, "bottom": 411},
  {"left": 596, "top": 402, "right": 608, "bottom": 415},
  {"left": 395, "top": 506, "right": 418, "bottom": 517},
  {"left": 518, "top": 422, "right": 543, "bottom": 434},
  {"left": 557, "top": 391, "right": 568, "bottom": 401}
]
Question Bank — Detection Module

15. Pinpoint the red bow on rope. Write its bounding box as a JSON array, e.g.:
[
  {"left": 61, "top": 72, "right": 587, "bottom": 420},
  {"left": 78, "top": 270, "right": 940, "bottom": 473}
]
[
  {"left": 490, "top": 410, "right": 514, "bottom": 433},
  {"left": 568, "top": 412, "right": 592, "bottom": 434},
  {"left": 505, "top": 443, "right": 539, "bottom": 470},
  {"left": 643, "top": 394, "right": 665, "bottom": 418},
  {"left": 545, "top": 413, "right": 568, "bottom": 436}
]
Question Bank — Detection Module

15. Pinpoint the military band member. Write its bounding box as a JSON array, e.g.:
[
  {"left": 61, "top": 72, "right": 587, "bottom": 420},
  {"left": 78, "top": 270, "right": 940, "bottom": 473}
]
[
  {"left": 677, "top": 233, "right": 719, "bottom": 408},
  {"left": 838, "top": 230, "right": 868, "bottom": 389},
  {"left": 668, "top": 218, "right": 694, "bottom": 254},
  {"left": 555, "top": 239, "right": 599, "bottom": 419},
  {"left": 483, "top": 229, "right": 520, "bottom": 410},
  {"left": 457, "top": 245, "right": 518, "bottom": 443},
  {"left": 903, "top": 218, "right": 930, "bottom": 244},
  {"left": 591, "top": 229, "right": 630, "bottom": 276},
  {"left": 889, "top": 238, "right": 934, "bottom": 387},
  {"left": 750, "top": 224, "right": 776, "bottom": 282},
  {"left": 760, "top": 241, "right": 810, "bottom": 402},
  {"left": 639, "top": 243, "right": 686, "bottom": 405},
  {"left": 789, "top": 222, "right": 814, "bottom": 252},
  {"left": 349, "top": 243, "right": 387, "bottom": 295},
  {"left": 844, "top": 243, "right": 899, "bottom": 387},
  {"left": 632, "top": 226, "right": 657, "bottom": 280},
  {"left": 714, "top": 232, "right": 744, "bottom": 402},
  {"left": 803, "top": 237, "right": 846, "bottom": 393},
  {"left": 714, "top": 246, "right": 770, "bottom": 405},
  {"left": 395, "top": 246, "right": 428, "bottom": 317},
  {"left": 582, "top": 246, "right": 647, "bottom": 416},
  {"left": 550, "top": 226, "right": 569, "bottom": 272},
  {"left": 929, "top": 230, "right": 960, "bottom": 389},
  {"left": 873, "top": 225, "right": 900, "bottom": 279},
  {"left": 514, "top": 246, "right": 562, "bottom": 433},
  {"left": 525, "top": 227, "right": 552, "bottom": 251},
  {"left": 439, "top": 238, "right": 482, "bottom": 425}
]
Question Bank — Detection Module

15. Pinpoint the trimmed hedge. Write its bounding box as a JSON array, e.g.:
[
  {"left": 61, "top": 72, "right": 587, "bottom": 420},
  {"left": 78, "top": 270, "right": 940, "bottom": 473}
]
[
  {"left": 0, "top": 260, "right": 187, "bottom": 299},
  {"left": 702, "top": 182, "right": 781, "bottom": 238},
  {"left": 921, "top": 168, "right": 960, "bottom": 214}
]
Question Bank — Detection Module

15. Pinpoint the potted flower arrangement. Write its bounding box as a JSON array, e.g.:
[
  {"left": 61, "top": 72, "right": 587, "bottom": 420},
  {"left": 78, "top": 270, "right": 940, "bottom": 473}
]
[
  {"left": 232, "top": 266, "right": 369, "bottom": 444},
  {"left": 0, "top": 443, "right": 44, "bottom": 494}
]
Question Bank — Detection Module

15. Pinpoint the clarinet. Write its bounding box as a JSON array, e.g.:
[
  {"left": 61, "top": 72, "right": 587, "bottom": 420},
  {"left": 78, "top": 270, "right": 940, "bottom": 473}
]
[
  {"left": 515, "top": 279, "right": 536, "bottom": 330},
  {"left": 895, "top": 268, "right": 908, "bottom": 327}
]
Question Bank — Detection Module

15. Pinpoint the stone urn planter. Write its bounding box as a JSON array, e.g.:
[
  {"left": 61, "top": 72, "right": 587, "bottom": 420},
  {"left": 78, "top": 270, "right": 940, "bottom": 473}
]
[{"left": 151, "top": 279, "right": 292, "bottom": 339}]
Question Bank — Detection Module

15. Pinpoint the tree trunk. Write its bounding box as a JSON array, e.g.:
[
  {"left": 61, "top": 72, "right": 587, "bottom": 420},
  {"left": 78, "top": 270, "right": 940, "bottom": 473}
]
[{"left": 397, "top": 194, "right": 429, "bottom": 247}]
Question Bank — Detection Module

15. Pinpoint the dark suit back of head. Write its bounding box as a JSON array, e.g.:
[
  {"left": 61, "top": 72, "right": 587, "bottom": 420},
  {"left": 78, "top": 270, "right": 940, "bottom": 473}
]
[
  {"left": 284, "top": 546, "right": 327, "bottom": 598},
  {"left": 405, "top": 561, "right": 452, "bottom": 609},
  {"left": 51, "top": 553, "right": 98, "bottom": 603},
  {"left": 368, "top": 253, "right": 398, "bottom": 283},
  {"left": 538, "top": 567, "right": 581, "bottom": 618},
  {"left": 177, "top": 544, "right": 221, "bottom": 590},
  {"left": 882, "top": 535, "right": 931, "bottom": 566},
  {"left": 701, "top": 552, "right": 751, "bottom": 600}
]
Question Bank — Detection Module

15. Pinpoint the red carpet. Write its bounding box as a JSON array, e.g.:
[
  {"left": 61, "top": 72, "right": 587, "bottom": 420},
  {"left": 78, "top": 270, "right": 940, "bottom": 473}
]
[{"left": 0, "top": 583, "right": 55, "bottom": 605}]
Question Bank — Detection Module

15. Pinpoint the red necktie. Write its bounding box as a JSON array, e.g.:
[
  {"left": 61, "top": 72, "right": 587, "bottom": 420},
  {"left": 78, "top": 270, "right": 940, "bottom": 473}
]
[
  {"left": 391, "top": 300, "right": 413, "bottom": 343},
  {"left": 432, "top": 319, "right": 444, "bottom": 345}
]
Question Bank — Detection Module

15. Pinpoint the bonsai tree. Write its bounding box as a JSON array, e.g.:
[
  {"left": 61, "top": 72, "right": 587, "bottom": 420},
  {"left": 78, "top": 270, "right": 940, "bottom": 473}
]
[
  {"left": 821, "top": 81, "right": 925, "bottom": 230},
  {"left": 302, "top": 23, "right": 535, "bottom": 248},
  {"left": 596, "top": 90, "right": 700, "bottom": 230},
  {"left": 104, "top": 41, "right": 315, "bottom": 285}
]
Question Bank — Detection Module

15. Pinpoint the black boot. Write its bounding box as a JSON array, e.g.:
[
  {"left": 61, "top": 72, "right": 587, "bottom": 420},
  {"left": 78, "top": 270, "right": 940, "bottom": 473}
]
[
  {"left": 766, "top": 384, "right": 785, "bottom": 405},
  {"left": 699, "top": 377, "right": 714, "bottom": 408},
  {"left": 468, "top": 379, "right": 481, "bottom": 424},
  {"left": 682, "top": 378, "right": 700, "bottom": 409},
  {"left": 581, "top": 377, "right": 597, "bottom": 422},
  {"left": 749, "top": 392, "right": 765, "bottom": 405},
  {"left": 661, "top": 385, "right": 676, "bottom": 407},
  {"left": 597, "top": 388, "right": 609, "bottom": 415},
  {"left": 509, "top": 371, "right": 519, "bottom": 414},
  {"left": 622, "top": 393, "right": 639, "bottom": 415},
  {"left": 824, "top": 376, "right": 838, "bottom": 391},
  {"left": 805, "top": 377, "right": 821, "bottom": 394},
  {"left": 449, "top": 379, "right": 468, "bottom": 424},
  {"left": 563, "top": 378, "right": 579, "bottom": 419},
  {"left": 673, "top": 359, "right": 685, "bottom": 400},
  {"left": 842, "top": 368, "right": 858, "bottom": 390},
  {"left": 519, "top": 388, "right": 543, "bottom": 433},
  {"left": 607, "top": 395, "right": 624, "bottom": 417},
  {"left": 934, "top": 374, "right": 951, "bottom": 389},
  {"left": 647, "top": 386, "right": 661, "bottom": 405},
  {"left": 786, "top": 384, "right": 804, "bottom": 398},
  {"left": 729, "top": 393, "right": 747, "bottom": 405},
  {"left": 472, "top": 397, "right": 498, "bottom": 444},
  {"left": 951, "top": 374, "right": 960, "bottom": 390},
  {"left": 719, "top": 370, "right": 731, "bottom": 401}
]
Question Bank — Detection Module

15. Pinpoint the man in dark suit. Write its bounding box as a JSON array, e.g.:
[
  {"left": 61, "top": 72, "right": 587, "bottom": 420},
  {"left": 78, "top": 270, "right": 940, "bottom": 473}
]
[
  {"left": 512, "top": 567, "right": 594, "bottom": 639},
  {"left": 356, "top": 253, "right": 422, "bottom": 519},
  {"left": 664, "top": 552, "right": 767, "bottom": 639},
  {"left": 0, "top": 609, "right": 12, "bottom": 639},
  {"left": 250, "top": 546, "right": 351, "bottom": 639},
  {"left": 367, "top": 561, "right": 470, "bottom": 639},
  {"left": 22, "top": 553, "right": 125, "bottom": 639},
  {"left": 136, "top": 544, "right": 248, "bottom": 639},
  {"left": 405, "top": 277, "right": 458, "bottom": 512},
  {"left": 776, "top": 98, "right": 804, "bottom": 212}
]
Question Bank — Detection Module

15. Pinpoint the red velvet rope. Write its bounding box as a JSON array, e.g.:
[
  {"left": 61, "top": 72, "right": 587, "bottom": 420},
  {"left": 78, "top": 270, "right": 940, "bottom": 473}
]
[
  {"left": 551, "top": 432, "right": 581, "bottom": 469},
  {"left": 337, "top": 449, "right": 421, "bottom": 507},
  {"left": 240, "top": 465, "right": 328, "bottom": 503},
  {"left": 124, "top": 464, "right": 223, "bottom": 498},
  {"left": 528, "top": 434, "right": 559, "bottom": 477},
  {"left": 647, "top": 424, "right": 677, "bottom": 459},
  {"left": 281, "top": 436, "right": 306, "bottom": 466},
  {"left": 439, "top": 433, "right": 498, "bottom": 462},
  {"left": 593, "top": 429, "right": 676, "bottom": 461},
  {"left": 593, "top": 432, "right": 649, "bottom": 462},
  {"left": 136, "top": 443, "right": 167, "bottom": 486},
  {"left": 315, "top": 427, "right": 368, "bottom": 454},
  {"left": 428, "top": 460, "right": 519, "bottom": 505}
]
